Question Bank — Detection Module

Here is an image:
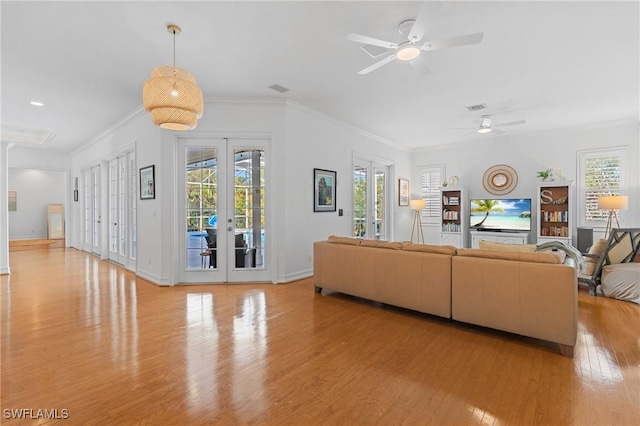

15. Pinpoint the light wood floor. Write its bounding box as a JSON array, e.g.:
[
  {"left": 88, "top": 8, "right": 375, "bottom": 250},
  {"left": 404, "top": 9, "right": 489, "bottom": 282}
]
[{"left": 1, "top": 248, "right": 639, "bottom": 425}]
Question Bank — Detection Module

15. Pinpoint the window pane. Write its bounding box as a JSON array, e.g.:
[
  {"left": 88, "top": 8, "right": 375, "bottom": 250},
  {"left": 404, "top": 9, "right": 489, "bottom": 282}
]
[
  {"left": 420, "top": 166, "right": 444, "bottom": 220},
  {"left": 579, "top": 150, "right": 624, "bottom": 225}
]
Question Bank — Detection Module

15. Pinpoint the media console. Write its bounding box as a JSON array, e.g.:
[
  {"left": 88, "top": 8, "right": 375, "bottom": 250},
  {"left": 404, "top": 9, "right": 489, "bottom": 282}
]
[{"left": 470, "top": 230, "right": 529, "bottom": 248}]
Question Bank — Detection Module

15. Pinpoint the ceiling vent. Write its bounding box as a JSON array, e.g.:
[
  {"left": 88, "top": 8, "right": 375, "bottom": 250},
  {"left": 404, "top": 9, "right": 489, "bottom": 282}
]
[
  {"left": 466, "top": 103, "right": 488, "bottom": 112},
  {"left": 269, "top": 84, "right": 289, "bottom": 94}
]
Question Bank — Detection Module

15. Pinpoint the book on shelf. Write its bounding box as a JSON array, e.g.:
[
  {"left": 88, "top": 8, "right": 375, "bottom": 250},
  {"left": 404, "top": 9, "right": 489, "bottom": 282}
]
[
  {"left": 541, "top": 226, "right": 569, "bottom": 237},
  {"left": 541, "top": 210, "right": 568, "bottom": 223},
  {"left": 442, "top": 195, "right": 459, "bottom": 206},
  {"left": 442, "top": 223, "right": 461, "bottom": 232},
  {"left": 442, "top": 210, "right": 459, "bottom": 220}
]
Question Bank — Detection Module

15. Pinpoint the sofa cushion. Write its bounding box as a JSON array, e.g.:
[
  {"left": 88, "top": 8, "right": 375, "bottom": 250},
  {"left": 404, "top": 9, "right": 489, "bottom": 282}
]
[
  {"left": 327, "top": 235, "right": 361, "bottom": 246},
  {"left": 457, "top": 248, "right": 562, "bottom": 264},
  {"left": 478, "top": 240, "right": 537, "bottom": 252},
  {"left": 360, "top": 240, "right": 403, "bottom": 250},
  {"left": 402, "top": 243, "right": 457, "bottom": 256}
]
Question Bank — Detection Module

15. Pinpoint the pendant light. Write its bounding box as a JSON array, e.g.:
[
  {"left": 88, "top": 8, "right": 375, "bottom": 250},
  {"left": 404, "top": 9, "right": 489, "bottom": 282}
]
[{"left": 143, "top": 25, "right": 203, "bottom": 130}]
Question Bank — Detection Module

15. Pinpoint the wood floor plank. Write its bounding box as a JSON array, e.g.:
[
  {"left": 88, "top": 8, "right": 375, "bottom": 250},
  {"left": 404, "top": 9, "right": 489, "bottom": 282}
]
[{"left": 1, "top": 248, "right": 639, "bottom": 425}]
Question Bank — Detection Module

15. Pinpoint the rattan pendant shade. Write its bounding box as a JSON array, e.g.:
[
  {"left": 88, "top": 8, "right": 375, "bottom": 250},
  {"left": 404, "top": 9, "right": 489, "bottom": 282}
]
[{"left": 143, "top": 25, "right": 203, "bottom": 131}]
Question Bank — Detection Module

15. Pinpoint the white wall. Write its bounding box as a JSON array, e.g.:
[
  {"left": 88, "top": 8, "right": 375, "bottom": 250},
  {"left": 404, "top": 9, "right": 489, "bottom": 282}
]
[
  {"left": 64, "top": 98, "right": 411, "bottom": 284},
  {"left": 280, "top": 103, "right": 412, "bottom": 281},
  {"left": 8, "top": 168, "right": 67, "bottom": 239},
  {"left": 412, "top": 118, "right": 640, "bottom": 245}
]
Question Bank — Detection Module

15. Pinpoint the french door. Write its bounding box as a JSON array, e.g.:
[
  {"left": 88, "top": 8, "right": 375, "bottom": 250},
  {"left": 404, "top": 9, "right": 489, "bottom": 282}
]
[
  {"left": 107, "top": 152, "right": 136, "bottom": 267},
  {"left": 83, "top": 165, "right": 101, "bottom": 255},
  {"left": 353, "top": 158, "right": 391, "bottom": 240},
  {"left": 178, "top": 137, "right": 269, "bottom": 283}
]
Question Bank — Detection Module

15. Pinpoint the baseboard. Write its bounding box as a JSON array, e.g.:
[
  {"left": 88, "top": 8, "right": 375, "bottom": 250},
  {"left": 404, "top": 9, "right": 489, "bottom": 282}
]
[
  {"left": 135, "top": 269, "right": 171, "bottom": 286},
  {"left": 277, "top": 269, "right": 313, "bottom": 283}
]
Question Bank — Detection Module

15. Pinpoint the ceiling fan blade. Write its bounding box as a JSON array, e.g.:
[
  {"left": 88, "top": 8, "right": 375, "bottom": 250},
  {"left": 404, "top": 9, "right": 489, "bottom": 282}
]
[
  {"left": 491, "top": 128, "right": 506, "bottom": 135},
  {"left": 409, "top": 56, "right": 431, "bottom": 74},
  {"left": 494, "top": 119, "right": 526, "bottom": 128},
  {"left": 357, "top": 54, "right": 396, "bottom": 75},
  {"left": 421, "top": 32, "right": 484, "bottom": 51},
  {"left": 347, "top": 33, "right": 396, "bottom": 49},
  {"left": 452, "top": 127, "right": 476, "bottom": 130},
  {"left": 408, "top": 1, "right": 443, "bottom": 42}
]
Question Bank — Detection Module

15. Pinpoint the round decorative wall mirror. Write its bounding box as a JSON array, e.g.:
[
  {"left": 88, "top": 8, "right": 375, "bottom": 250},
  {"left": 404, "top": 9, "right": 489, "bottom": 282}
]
[{"left": 483, "top": 164, "right": 518, "bottom": 195}]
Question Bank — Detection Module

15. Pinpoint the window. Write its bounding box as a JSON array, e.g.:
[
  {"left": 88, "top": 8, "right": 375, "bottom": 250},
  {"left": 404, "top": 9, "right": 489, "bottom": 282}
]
[
  {"left": 419, "top": 165, "right": 445, "bottom": 223},
  {"left": 578, "top": 148, "right": 627, "bottom": 226}
]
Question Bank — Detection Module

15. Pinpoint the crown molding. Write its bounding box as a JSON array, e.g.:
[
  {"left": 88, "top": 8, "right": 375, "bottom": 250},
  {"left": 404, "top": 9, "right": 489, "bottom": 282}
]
[
  {"left": 284, "top": 100, "right": 405, "bottom": 150},
  {"left": 412, "top": 117, "right": 639, "bottom": 154},
  {"left": 71, "top": 106, "right": 146, "bottom": 156}
]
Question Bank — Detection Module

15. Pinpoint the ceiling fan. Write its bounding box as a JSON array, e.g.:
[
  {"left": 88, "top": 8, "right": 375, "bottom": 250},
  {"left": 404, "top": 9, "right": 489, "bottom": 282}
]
[
  {"left": 455, "top": 115, "right": 527, "bottom": 135},
  {"left": 347, "top": 2, "right": 483, "bottom": 75}
]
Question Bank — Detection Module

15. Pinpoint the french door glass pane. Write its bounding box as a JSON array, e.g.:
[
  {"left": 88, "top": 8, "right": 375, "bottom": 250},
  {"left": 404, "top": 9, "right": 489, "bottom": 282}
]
[
  {"left": 185, "top": 147, "right": 218, "bottom": 270},
  {"left": 234, "top": 149, "right": 265, "bottom": 269},
  {"left": 109, "top": 161, "right": 118, "bottom": 254},
  {"left": 375, "top": 169, "right": 386, "bottom": 240},
  {"left": 118, "top": 159, "right": 126, "bottom": 256},
  {"left": 353, "top": 165, "right": 367, "bottom": 238},
  {"left": 129, "top": 156, "right": 137, "bottom": 260}
]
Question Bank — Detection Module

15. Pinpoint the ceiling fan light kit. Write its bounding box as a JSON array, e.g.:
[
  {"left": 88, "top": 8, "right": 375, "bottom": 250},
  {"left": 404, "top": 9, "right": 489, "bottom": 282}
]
[
  {"left": 396, "top": 43, "right": 421, "bottom": 61},
  {"left": 347, "top": 4, "right": 484, "bottom": 75},
  {"left": 143, "top": 24, "right": 203, "bottom": 131}
]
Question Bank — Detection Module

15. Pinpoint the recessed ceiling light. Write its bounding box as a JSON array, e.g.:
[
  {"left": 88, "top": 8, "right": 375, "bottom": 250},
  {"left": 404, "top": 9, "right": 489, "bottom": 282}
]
[{"left": 30, "top": 101, "right": 44, "bottom": 107}]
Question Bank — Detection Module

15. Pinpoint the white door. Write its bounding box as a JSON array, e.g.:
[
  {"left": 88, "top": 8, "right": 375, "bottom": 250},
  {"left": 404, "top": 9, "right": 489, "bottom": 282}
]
[
  {"left": 107, "top": 153, "right": 135, "bottom": 266},
  {"left": 178, "top": 137, "right": 269, "bottom": 284},
  {"left": 108, "top": 157, "right": 127, "bottom": 264},
  {"left": 353, "top": 159, "right": 390, "bottom": 240},
  {"left": 83, "top": 165, "right": 101, "bottom": 255}
]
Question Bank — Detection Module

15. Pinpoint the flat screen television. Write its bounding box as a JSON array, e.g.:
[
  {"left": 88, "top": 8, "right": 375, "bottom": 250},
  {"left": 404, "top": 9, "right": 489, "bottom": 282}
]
[{"left": 470, "top": 198, "right": 532, "bottom": 232}]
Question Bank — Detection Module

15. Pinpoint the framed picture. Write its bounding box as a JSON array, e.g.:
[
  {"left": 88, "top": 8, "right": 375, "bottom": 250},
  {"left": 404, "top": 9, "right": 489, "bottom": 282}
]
[
  {"left": 140, "top": 165, "right": 155, "bottom": 200},
  {"left": 398, "top": 178, "right": 409, "bottom": 206},
  {"left": 313, "top": 168, "right": 336, "bottom": 212}
]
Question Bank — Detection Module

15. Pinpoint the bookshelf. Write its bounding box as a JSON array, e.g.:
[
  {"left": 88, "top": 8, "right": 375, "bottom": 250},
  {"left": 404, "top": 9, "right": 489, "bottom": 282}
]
[
  {"left": 537, "top": 181, "right": 574, "bottom": 245},
  {"left": 440, "top": 187, "right": 468, "bottom": 248}
]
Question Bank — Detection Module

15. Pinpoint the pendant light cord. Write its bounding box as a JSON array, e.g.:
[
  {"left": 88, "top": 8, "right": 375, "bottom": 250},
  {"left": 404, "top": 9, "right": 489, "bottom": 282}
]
[{"left": 172, "top": 28, "right": 176, "bottom": 68}]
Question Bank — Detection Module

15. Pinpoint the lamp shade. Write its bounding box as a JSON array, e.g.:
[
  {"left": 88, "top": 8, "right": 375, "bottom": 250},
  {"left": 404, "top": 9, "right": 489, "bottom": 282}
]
[
  {"left": 143, "top": 66, "right": 204, "bottom": 131},
  {"left": 410, "top": 199, "right": 426, "bottom": 210},
  {"left": 598, "top": 195, "right": 628, "bottom": 210}
]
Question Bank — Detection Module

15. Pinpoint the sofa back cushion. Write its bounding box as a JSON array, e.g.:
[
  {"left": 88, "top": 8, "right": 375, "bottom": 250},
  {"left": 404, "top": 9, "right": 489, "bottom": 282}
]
[
  {"left": 402, "top": 243, "right": 457, "bottom": 256},
  {"left": 327, "top": 235, "right": 362, "bottom": 246},
  {"left": 457, "top": 248, "right": 562, "bottom": 264},
  {"left": 478, "top": 240, "right": 537, "bottom": 252},
  {"left": 360, "top": 240, "right": 403, "bottom": 250}
]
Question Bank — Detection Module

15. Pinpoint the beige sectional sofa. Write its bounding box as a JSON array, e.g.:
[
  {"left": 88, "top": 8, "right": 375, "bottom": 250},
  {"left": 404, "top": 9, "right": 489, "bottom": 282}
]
[{"left": 313, "top": 236, "right": 578, "bottom": 357}]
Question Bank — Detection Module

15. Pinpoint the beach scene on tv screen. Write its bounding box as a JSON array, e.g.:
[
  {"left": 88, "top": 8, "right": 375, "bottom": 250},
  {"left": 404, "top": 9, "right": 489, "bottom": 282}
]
[{"left": 470, "top": 199, "right": 531, "bottom": 231}]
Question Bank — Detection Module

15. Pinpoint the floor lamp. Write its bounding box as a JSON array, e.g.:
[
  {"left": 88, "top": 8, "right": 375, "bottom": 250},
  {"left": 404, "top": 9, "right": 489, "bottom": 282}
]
[
  {"left": 410, "top": 199, "right": 426, "bottom": 244},
  {"left": 598, "top": 195, "right": 628, "bottom": 239}
]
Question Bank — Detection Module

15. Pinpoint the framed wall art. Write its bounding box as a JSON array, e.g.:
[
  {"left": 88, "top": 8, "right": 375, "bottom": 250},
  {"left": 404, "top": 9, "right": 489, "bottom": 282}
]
[
  {"left": 140, "top": 165, "right": 155, "bottom": 200},
  {"left": 313, "top": 168, "right": 336, "bottom": 212},
  {"left": 398, "top": 178, "right": 409, "bottom": 206}
]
